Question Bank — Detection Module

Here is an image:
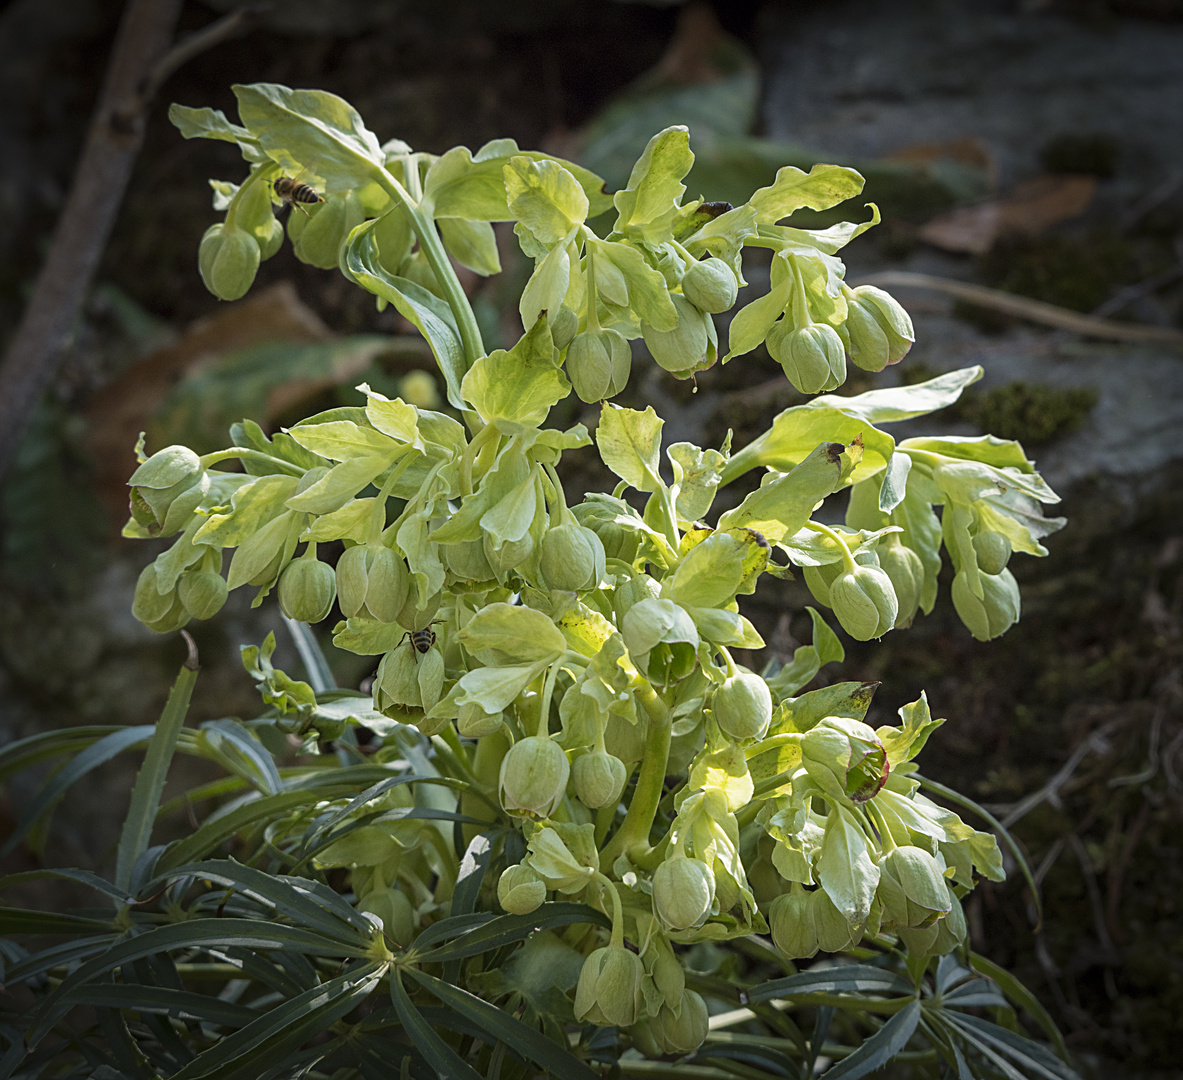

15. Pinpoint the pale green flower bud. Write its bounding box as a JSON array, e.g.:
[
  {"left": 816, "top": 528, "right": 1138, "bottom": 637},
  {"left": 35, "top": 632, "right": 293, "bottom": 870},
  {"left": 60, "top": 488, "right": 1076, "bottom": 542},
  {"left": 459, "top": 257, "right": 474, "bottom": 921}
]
[
  {"left": 642, "top": 293, "right": 709, "bottom": 376},
  {"left": 879, "top": 536, "right": 924, "bottom": 628},
  {"left": 496, "top": 863, "right": 546, "bottom": 915},
  {"left": 711, "top": 671, "right": 772, "bottom": 741},
  {"left": 457, "top": 702, "right": 503, "bottom": 738},
  {"left": 652, "top": 856, "right": 715, "bottom": 932},
  {"left": 769, "top": 885, "right": 819, "bottom": 960},
  {"left": 551, "top": 305, "right": 579, "bottom": 351},
  {"left": 768, "top": 321, "right": 846, "bottom": 395},
  {"left": 572, "top": 500, "right": 639, "bottom": 563},
  {"left": 877, "top": 845, "right": 952, "bottom": 930},
  {"left": 128, "top": 446, "right": 204, "bottom": 535},
  {"left": 358, "top": 886, "right": 414, "bottom": 945},
  {"left": 178, "top": 568, "right": 227, "bottom": 620},
  {"left": 499, "top": 735, "right": 570, "bottom": 818},
  {"left": 541, "top": 522, "right": 603, "bottom": 592},
  {"left": 132, "top": 563, "right": 175, "bottom": 625},
  {"left": 928, "top": 886, "right": 967, "bottom": 955},
  {"left": 444, "top": 538, "right": 496, "bottom": 583},
  {"left": 650, "top": 944, "right": 685, "bottom": 1007},
  {"left": 566, "top": 331, "right": 612, "bottom": 403},
  {"left": 681, "top": 257, "right": 738, "bottom": 314},
  {"left": 198, "top": 222, "right": 260, "bottom": 301},
  {"left": 951, "top": 567, "right": 1020, "bottom": 641},
  {"left": 650, "top": 989, "right": 709, "bottom": 1054},
  {"left": 844, "top": 285, "right": 913, "bottom": 371},
  {"left": 374, "top": 643, "right": 420, "bottom": 711},
  {"left": 630, "top": 1019, "right": 664, "bottom": 1059},
  {"left": 829, "top": 564, "right": 898, "bottom": 640},
  {"left": 972, "top": 530, "right": 1012, "bottom": 576},
  {"left": 605, "top": 329, "right": 632, "bottom": 397},
  {"left": 256, "top": 216, "right": 285, "bottom": 260},
  {"left": 808, "top": 888, "right": 859, "bottom": 953},
  {"left": 140, "top": 584, "right": 191, "bottom": 635},
  {"left": 289, "top": 190, "right": 365, "bottom": 269},
  {"left": 278, "top": 556, "right": 337, "bottom": 623},
  {"left": 574, "top": 945, "right": 645, "bottom": 1027},
  {"left": 573, "top": 750, "right": 627, "bottom": 809},
  {"left": 416, "top": 648, "right": 445, "bottom": 711},
  {"left": 336, "top": 544, "right": 408, "bottom": 623}
]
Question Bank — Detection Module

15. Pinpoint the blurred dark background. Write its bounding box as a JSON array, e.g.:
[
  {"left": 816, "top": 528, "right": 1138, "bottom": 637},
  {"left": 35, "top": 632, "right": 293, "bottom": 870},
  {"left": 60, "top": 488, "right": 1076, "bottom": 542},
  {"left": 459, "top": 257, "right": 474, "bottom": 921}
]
[{"left": 1, "top": 2, "right": 1181, "bottom": 1076}]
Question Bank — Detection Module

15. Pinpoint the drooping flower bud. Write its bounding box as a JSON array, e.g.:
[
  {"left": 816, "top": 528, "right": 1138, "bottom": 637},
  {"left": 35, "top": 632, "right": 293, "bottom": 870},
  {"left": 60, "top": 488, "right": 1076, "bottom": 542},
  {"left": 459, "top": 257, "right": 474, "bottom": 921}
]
[
  {"left": 566, "top": 331, "right": 613, "bottom": 403},
  {"left": 132, "top": 563, "right": 184, "bottom": 627},
  {"left": 496, "top": 863, "right": 546, "bottom": 915},
  {"left": 483, "top": 531, "right": 534, "bottom": 577},
  {"left": 278, "top": 555, "right": 337, "bottom": 623},
  {"left": 767, "top": 320, "right": 846, "bottom": 395},
  {"left": 541, "top": 522, "right": 603, "bottom": 593},
  {"left": 289, "top": 190, "right": 365, "bottom": 269},
  {"left": 336, "top": 543, "right": 408, "bottom": 623},
  {"left": 876, "top": 845, "right": 953, "bottom": 930},
  {"left": 457, "top": 702, "right": 503, "bottom": 738},
  {"left": 951, "top": 567, "right": 1020, "bottom": 641},
  {"left": 843, "top": 285, "right": 914, "bottom": 371},
  {"left": 358, "top": 886, "right": 414, "bottom": 945},
  {"left": 681, "top": 258, "right": 739, "bottom": 314},
  {"left": 828, "top": 563, "right": 898, "bottom": 640},
  {"left": 128, "top": 446, "right": 205, "bottom": 535},
  {"left": 605, "top": 329, "right": 633, "bottom": 397},
  {"left": 649, "top": 989, "right": 710, "bottom": 1053},
  {"left": 498, "top": 735, "right": 570, "bottom": 818},
  {"left": 769, "top": 884, "right": 819, "bottom": 960},
  {"left": 256, "top": 216, "right": 285, "bottom": 260},
  {"left": 198, "top": 222, "right": 261, "bottom": 301},
  {"left": 178, "top": 567, "right": 228, "bottom": 620},
  {"left": 574, "top": 945, "right": 645, "bottom": 1027},
  {"left": 879, "top": 535, "right": 924, "bottom": 628},
  {"left": 808, "top": 887, "right": 859, "bottom": 953},
  {"left": 573, "top": 750, "right": 627, "bottom": 809},
  {"left": 711, "top": 671, "right": 773, "bottom": 741},
  {"left": 972, "top": 530, "right": 1012, "bottom": 576},
  {"left": 642, "top": 293, "right": 710, "bottom": 377},
  {"left": 652, "top": 856, "right": 715, "bottom": 932},
  {"left": 444, "top": 538, "right": 496, "bottom": 583}
]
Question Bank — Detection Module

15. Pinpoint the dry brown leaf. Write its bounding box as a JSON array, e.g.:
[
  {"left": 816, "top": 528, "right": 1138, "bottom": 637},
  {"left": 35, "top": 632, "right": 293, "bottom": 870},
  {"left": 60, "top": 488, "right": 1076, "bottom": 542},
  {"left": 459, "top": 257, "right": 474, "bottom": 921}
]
[{"left": 919, "top": 174, "right": 1097, "bottom": 254}]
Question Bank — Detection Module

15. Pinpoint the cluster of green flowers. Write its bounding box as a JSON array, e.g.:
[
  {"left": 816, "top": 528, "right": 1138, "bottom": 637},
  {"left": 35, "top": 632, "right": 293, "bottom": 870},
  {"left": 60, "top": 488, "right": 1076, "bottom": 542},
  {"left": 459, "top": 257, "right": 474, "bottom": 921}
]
[{"left": 127, "top": 84, "right": 1065, "bottom": 1051}]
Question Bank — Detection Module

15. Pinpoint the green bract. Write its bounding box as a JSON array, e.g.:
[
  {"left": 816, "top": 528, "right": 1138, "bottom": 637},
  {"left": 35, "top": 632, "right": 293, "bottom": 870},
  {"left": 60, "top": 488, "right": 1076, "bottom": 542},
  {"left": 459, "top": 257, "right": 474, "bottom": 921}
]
[{"left": 88, "top": 84, "right": 1074, "bottom": 1077}]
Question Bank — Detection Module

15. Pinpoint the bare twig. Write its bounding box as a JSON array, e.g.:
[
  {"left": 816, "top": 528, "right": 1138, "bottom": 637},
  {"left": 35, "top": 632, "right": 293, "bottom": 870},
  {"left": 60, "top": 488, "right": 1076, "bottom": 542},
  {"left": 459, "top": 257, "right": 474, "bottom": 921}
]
[
  {"left": 137, "top": 6, "right": 262, "bottom": 107},
  {"left": 854, "top": 271, "right": 1183, "bottom": 347},
  {"left": 0, "top": 0, "right": 252, "bottom": 483}
]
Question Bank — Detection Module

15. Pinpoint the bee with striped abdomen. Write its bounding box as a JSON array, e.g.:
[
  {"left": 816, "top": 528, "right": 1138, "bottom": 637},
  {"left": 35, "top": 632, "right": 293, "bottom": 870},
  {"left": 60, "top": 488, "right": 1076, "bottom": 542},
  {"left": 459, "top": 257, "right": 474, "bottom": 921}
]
[
  {"left": 271, "top": 169, "right": 323, "bottom": 216},
  {"left": 399, "top": 621, "right": 443, "bottom": 661}
]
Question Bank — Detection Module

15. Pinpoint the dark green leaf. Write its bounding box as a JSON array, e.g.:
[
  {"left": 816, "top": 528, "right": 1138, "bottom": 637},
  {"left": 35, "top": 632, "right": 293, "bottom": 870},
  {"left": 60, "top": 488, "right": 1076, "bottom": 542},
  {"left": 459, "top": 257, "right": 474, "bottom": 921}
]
[
  {"left": 968, "top": 952, "right": 1070, "bottom": 1062},
  {"left": 409, "top": 903, "right": 611, "bottom": 964},
  {"left": 748, "top": 964, "right": 915, "bottom": 1002},
  {"left": 0, "top": 868, "right": 133, "bottom": 905},
  {"left": 0, "top": 907, "right": 114, "bottom": 935},
  {"left": 62, "top": 984, "right": 261, "bottom": 1027},
  {"left": 199, "top": 719, "right": 283, "bottom": 796},
  {"left": 820, "top": 999, "right": 921, "bottom": 1080},
  {"left": 389, "top": 970, "right": 484, "bottom": 1080},
  {"left": 943, "top": 1013, "right": 1079, "bottom": 1080},
  {"left": 450, "top": 833, "right": 494, "bottom": 918},
  {"left": 405, "top": 968, "right": 599, "bottom": 1080}
]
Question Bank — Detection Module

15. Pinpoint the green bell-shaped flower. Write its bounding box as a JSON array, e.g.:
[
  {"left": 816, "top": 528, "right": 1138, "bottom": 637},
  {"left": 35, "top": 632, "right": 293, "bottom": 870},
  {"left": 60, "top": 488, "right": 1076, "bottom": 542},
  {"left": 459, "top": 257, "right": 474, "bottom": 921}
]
[
  {"left": 457, "top": 702, "right": 504, "bottom": 738},
  {"left": 566, "top": 330, "right": 614, "bottom": 403},
  {"left": 574, "top": 945, "right": 645, "bottom": 1027},
  {"left": 551, "top": 304, "right": 579, "bottom": 351},
  {"left": 877, "top": 845, "right": 953, "bottom": 930},
  {"left": 336, "top": 543, "right": 408, "bottom": 623},
  {"left": 289, "top": 190, "right": 365, "bottom": 269},
  {"left": 879, "top": 535, "right": 924, "bottom": 628},
  {"left": 809, "top": 887, "right": 860, "bottom": 953},
  {"left": 128, "top": 446, "right": 205, "bottom": 535},
  {"left": 541, "top": 521, "right": 604, "bottom": 593},
  {"left": 711, "top": 670, "right": 773, "bottom": 741},
  {"left": 767, "top": 320, "right": 845, "bottom": 395},
  {"left": 652, "top": 855, "right": 715, "bottom": 932},
  {"left": 498, "top": 735, "right": 570, "bottom": 818},
  {"left": 951, "top": 567, "right": 1020, "bottom": 641},
  {"left": 358, "top": 886, "right": 414, "bottom": 946},
  {"left": 972, "top": 530, "right": 1012, "bottom": 575},
  {"left": 843, "top": 284, "right": 914, "bottom": 371},
  {"left": 769, "top": 884, "right": 819, "bottom": 960},
  {"left": 198, "top": 222, "right": 261, "bottom": 301},
  {"left": 681, "top": 257, "right": 738, "bottom": 314},
  {"left": 642, "top": 293, "right": 710, "bottom": 377},
  {"left": 178, "top": 567, "right": 227, "bottom": 620},
  {"left": 829, "top": 563, "right": 898, "bottom": 640},
  {"left": 649, "top": 989, "right": 710, "bottom": 1053},
  {"left": 573, "top": 750, "right": 627, "bottom": 809},
  {"left": 496, "top": 862, "right": 546, "bottom": 915},
  {"left": 444, "top": 538, "right": 496, "bottom": 583},
  {"left": 278, "top": 553, "right": 337, "bottom": 623}
]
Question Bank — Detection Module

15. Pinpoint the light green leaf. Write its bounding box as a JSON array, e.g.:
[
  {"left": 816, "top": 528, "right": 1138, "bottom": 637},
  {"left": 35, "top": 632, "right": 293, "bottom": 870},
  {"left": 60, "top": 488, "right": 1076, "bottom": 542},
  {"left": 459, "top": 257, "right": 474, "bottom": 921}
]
[
  {"left": 169, "top": 103, "right": 265, "bottom": 163},
  {"left": 438, "top": 217, "right": 501, "bottom": 276},
  {"left": 226, "top": 509, "right": 298, "bottom": 589},
  {"left": 669, "top": 441, "right": 728, "bottom": 522},
  {"left": 461, "top": 317, "right": 566, "bottom": 428},
  {"left": 588, "top": 238, "right": 677, "bottom": 331},
  {"left": 331, "top": 617, "right": 409, "bottom": 657},
  {"left": 504, "top": 156, "right": 589, "bottom": 245},
  {"left": 725, "top": 255, "right": 792, "bottom": 360},
  {"left": 665, "top": 531, "right": 751, "bottom": 608},
  {"left": 303, "top": 499, "right": 378, "bottom": 543},
  {"left": 613, "top": 126, "right": 694, "bottom": 243},
  {"left": 749, "top": 162, "right": 865, "bottom": 224},
  {"left": 194, "top": 474, "right": 299, "bottom": 549},
  {"left": 717, "top": 441, "right": 846, "bottom": 543},
  {"left": 519, "top": 237, "right": 572, "bottom": 330},
  {"left": 815, "top": 367, "right": 984, "bottom": 425},
  {"left": 284, "top": 420, "right": 395, "bottom": 461},
  {"left": 286, "top": 455, "right": 395, "bottom": 515},
  {"left": 458, "top": 602, "right": 566, "bottom": 664},
  {"left": 597, "top": 404, "right": 665, "bottom": 493}
]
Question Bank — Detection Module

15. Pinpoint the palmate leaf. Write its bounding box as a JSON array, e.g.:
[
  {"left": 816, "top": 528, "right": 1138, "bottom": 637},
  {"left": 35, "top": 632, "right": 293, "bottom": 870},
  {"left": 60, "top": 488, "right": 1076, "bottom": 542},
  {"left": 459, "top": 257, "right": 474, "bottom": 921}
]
[
  {"left": 942, "top": 1013, "right": 1079, "bottom": 1080},
  {"left": 405, "top": 968, "right": 599, "bottom": 1080},
  {"left": 407, "top": 902, "right": 611, "bottom": 964},
  {"left": 748, "top": 963, "right": 916, "bottom": 1003},
  {"left": 27, "top": 919, "right": 374, "bottom": 1047},
  {"left": 390, "top": 970, "right": 483, "bottom": 1080},
  {"left": 968, "top": 952, "right": 1070, "bottom": 1062}
]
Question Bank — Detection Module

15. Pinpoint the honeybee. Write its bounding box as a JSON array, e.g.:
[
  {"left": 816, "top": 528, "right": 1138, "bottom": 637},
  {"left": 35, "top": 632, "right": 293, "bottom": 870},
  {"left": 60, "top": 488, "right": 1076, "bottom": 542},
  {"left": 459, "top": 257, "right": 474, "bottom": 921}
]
[
  {"left": 271, "top": 169, "right": 323, "bottom": 216},
  {"left": 399, "top": 621, "right": 443, "bottom": 660}
]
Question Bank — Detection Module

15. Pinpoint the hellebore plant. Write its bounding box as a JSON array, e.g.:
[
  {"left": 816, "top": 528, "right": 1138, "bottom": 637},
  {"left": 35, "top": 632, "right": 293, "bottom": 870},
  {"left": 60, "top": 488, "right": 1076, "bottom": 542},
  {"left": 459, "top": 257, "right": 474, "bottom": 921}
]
[{"left": 0, "top": 83, "right": 1080, "bottom": 1080}]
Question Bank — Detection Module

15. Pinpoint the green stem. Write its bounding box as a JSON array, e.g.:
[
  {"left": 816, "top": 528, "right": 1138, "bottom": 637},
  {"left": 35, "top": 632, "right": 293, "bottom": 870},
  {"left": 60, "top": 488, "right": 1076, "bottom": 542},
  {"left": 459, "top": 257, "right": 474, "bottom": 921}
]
[
  {"left": 461, "top": 421, "right": 499, "bottom": 496},
  {"left": 599, "top": 683, "right": 671, "bottom": 870},
  {"left": 592, "top": 870, "right": 626, "bottom": 949},
  {"left": 806, "top": 519, "right": 857, "bottom": 573},
  {"left": 536, "top": 656, "right": 570, "bottom": 739},
  {"left": 198, "top": 448, "right": 304, "bottom": 476},
  {"left": 371, "top": 169, "right": 485, "bottom": 371},
  {"left": 583, "top": 230, "right": 601, "bottom": 333}
]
